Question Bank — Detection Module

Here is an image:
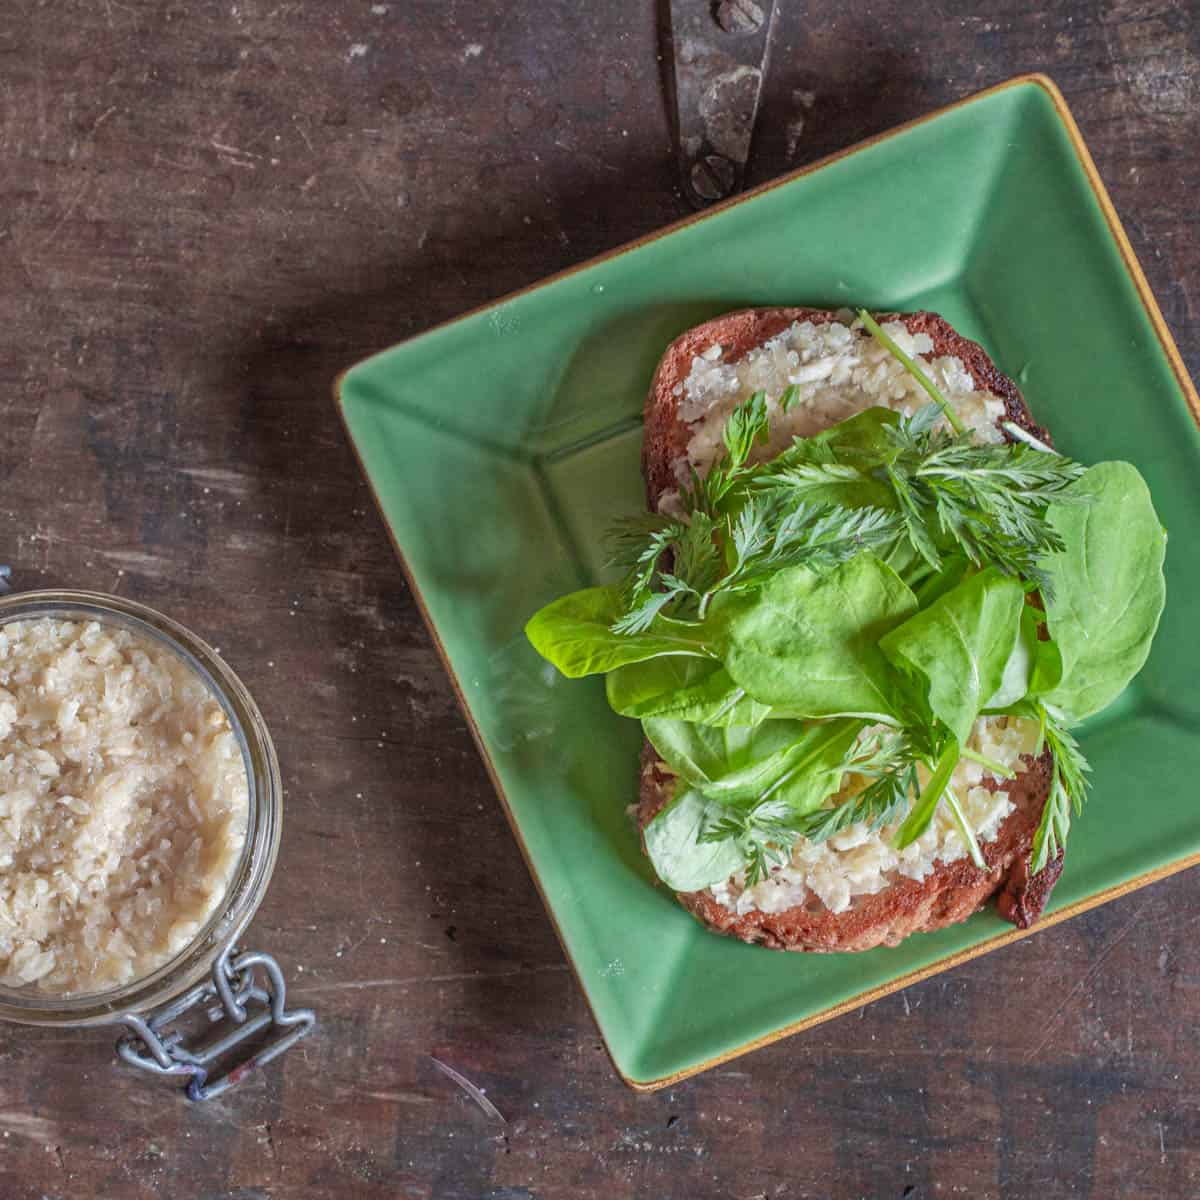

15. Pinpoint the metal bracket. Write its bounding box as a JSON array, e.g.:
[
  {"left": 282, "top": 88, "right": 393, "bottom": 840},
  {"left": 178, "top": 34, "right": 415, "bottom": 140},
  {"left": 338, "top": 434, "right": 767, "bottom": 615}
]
[
  {"left": 665, "top": 0, "right": 777, "bottom": 207},
  {"left": 116, "top": 947, "right": 315, "bottom": 1101}
]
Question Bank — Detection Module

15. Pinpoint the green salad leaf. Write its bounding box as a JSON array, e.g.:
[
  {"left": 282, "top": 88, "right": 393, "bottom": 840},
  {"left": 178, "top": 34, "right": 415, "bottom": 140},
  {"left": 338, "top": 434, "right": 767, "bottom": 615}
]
[
  {"left": 983, "top": 605, "right": 1062, "bottom": 711},
  {"left": 893, "top": 737, "right": 961, "bottom": 849},
  {"left": 792, "top": 728, "right": 917, "bottom": 843},
  {"left": 1037, "top": 462, "right": 1167, "bottom": 722},
  {"left": 1030, "top": 707, "right": 1091, "bottom": 872},
  {"left": 716, "top": 554, "right": 918, "bottom": 719},
  {"left": 912, "top": 553, "right": 970, "bottom": 609},
  {"left": 879, "top": 566, "right": 1025, "bottom": 745},
  {"left": 642, "top": 717, "right": 814, "bottom": 801},
  {"left": 643, "top": 789, "right": 746, "bottom": 892},
  {"left": 524, "top": 587, "right": 714, "bottom": 678},
  {"left": 606, "top": 657, "right": 772, "bottom": 726},
  {"left": 670, "top": 719, "right": 863, "bottom": 886}
]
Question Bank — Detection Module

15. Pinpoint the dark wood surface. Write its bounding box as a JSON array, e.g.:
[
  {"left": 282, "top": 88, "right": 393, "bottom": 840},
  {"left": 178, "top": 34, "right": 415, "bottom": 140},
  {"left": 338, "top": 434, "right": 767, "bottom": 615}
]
[{"left": 1, "top": 2, "right": 1198, "bottom": 1197}]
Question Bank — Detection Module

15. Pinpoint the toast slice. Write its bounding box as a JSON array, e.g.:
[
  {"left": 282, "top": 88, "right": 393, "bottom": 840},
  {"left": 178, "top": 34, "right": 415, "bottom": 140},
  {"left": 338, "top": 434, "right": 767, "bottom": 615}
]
[{"left": 637, "top": 308, "right": 1062, "bottom": 952}]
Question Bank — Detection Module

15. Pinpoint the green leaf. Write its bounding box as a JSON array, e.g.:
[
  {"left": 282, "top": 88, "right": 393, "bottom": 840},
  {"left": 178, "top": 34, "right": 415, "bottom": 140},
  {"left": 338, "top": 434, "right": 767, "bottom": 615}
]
[
  {"left": 1038, "top": 462, "right": 1167, "bottom": 722},
  {"left": 716, "top": 555, "right": 919, "bottom": 720},
  {"left": 644, "top": 789, "right": 746, "bottom": 891},
  {"left": 912, "top": 554, "right": 970, "bottom": 609},
  {"left": 893, "top": 737, "right": 961, "bottom": 848},
  {"left": 606, "top": 657, "right": 772, "bottom": 726},
  {"left": 642, "top": 716, "right": 813, "bottom": 801},
  {"left": 805, "top": 405, "right": 903, "bottom": 459},
  {"left": 723, "top": 390, "right": 769, "bottom": 467},
  {"left": 795, "top": 733, "right": 918, "bottom": 843},
  {"left": 753, "top": 407, "right": 901, "bottom": 509},
  {"left": 1030, "top": 709, "right": 1091, "bottom": 872},
  {"left": 645, "top": 720, "right": 863, "bottom": 890},
  {"left": 719, "top": 498, "right": 903, "bottom": 596},
  {"left": 880, "top": 567, "right": 1025, "bottom": 744},
  {"left": 983, "top": 605, "right": 1062, "bottom": 710},
  {"left": 758, "top": 719, "right": 863, "bottom": 815},
  {"left": 525, "top": 587, "right": 714, "bottom": 678}
]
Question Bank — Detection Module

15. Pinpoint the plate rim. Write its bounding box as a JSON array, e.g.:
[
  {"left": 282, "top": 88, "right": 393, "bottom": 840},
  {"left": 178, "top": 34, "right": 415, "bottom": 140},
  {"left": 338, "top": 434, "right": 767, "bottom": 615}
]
[{"left": 336, "top": 72, "right": 1200, "bottom": 1090}]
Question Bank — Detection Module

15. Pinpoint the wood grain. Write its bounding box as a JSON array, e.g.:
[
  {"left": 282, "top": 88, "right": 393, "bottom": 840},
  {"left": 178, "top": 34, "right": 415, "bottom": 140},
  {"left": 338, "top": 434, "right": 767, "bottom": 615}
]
[{"left": 0, "top": 1, "right": 1196, "bottom": 1196}]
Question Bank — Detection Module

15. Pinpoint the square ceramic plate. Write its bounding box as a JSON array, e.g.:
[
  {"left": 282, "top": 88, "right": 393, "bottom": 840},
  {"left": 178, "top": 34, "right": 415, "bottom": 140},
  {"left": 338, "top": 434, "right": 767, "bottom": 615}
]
[{"left": 338, "top": 75, "right": 1200, "bottom": 1088}]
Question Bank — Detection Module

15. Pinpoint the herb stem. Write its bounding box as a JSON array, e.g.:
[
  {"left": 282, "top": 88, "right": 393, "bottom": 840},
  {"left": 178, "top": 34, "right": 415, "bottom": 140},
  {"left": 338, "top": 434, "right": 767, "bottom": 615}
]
[
  {"left": 893, "top": 738, "right": 960, "bottom": 849},
  {"left": 959, "top": 747, "right": 1017, "bottom": 780},
  {"left": 1002, "top": 421, "right": 1055, "bottom": 453},
  {"left": 857, "top": 309, "right": 967, "bottom": 435},
  {"left": 942, "top": 784, "right": 987, "bottom": 870}
]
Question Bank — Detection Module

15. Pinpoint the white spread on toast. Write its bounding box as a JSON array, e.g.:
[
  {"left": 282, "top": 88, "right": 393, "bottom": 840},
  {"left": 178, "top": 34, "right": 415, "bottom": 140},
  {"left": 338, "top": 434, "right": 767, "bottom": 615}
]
[
  {"left": 668, "top": 315, "right": 1007, "bottom": 489},
  {"left": 664, "top": 314, "right": 1031, "bottom": 918},
  {"left": 710, "top": 716, "right": 1040, "bottom": 917}
]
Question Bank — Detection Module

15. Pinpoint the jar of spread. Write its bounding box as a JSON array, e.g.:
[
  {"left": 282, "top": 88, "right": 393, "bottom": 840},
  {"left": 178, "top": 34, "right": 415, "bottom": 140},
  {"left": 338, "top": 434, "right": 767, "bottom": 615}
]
[{"left": 0, "top": 589, "right": 313, "bottom": 1100}]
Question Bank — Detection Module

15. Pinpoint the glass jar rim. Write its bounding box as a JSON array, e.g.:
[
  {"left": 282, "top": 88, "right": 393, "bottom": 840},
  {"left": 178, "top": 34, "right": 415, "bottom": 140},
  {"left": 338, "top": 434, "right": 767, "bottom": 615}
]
[{"left": 0, "top": 590, "right": 282, "bottom": 1026}]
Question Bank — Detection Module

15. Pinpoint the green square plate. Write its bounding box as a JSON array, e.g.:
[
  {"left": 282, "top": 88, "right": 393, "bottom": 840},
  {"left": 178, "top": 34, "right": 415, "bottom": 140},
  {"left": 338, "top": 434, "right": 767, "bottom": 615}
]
[{"left": 338, "top": 75, "right": 1200, "bottom": 1088}]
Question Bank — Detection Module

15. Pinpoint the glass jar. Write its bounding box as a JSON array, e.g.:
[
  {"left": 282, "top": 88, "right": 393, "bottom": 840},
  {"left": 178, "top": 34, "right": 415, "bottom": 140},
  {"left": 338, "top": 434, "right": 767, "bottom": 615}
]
[{"left": 0, "top": 590, "right": 313, "bottom": 1098}]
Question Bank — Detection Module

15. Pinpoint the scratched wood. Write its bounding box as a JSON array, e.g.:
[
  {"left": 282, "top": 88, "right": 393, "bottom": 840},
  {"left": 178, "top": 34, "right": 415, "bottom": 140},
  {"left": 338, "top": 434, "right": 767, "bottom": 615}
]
[{"left": 0, "top": 1, "right": 1197, "bottom": 1197}]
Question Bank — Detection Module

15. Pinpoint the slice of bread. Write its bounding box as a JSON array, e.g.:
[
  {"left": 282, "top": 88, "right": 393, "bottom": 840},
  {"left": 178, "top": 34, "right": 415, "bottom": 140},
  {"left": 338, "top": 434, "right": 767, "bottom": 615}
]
[{"left": 637, "top": 308, "right": 1062, "bottom": 952}]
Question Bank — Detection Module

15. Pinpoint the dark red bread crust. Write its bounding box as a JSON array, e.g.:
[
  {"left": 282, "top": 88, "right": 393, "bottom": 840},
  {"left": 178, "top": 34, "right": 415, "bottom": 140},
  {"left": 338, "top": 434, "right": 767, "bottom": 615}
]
[{"left": 637, "top": 307, "right": 1062, "bottom": 952}]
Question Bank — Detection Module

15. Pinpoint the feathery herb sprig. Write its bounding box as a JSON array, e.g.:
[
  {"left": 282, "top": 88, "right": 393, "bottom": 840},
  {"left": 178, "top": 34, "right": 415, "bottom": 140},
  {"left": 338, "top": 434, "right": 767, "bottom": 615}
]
[
  {"left": 881, "top": 414, "right": 1087, "bottom": 594},
  {"left": 1031, "top": 705, "right": 1091, "bottom": 873},
  {"left": 793, "top": 729, "right": 919, "bottom": 844}
]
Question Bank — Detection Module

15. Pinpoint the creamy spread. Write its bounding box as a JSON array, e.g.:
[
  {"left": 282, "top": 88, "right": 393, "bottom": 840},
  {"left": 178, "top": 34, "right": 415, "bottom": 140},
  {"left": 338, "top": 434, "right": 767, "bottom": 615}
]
[
  {"left": 667, "top": 315, "right": 1006, "bottom": 490},
  {"left": 0, "top": 618, "right": 249, "bottom": 994}
]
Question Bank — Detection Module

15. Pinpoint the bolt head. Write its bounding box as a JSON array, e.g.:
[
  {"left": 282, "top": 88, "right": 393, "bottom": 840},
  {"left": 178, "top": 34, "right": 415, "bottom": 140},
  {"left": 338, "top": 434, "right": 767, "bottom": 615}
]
[
  {"left": 690, "top": 154, "right": 737, "bottom": 202},
  {"left": 714, "top": 0, "right": 764, "bottom": 35}
]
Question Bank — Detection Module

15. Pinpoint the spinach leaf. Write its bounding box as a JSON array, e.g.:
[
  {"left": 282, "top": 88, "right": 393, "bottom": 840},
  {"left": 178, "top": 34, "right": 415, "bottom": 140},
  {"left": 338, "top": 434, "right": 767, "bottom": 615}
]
[
  {"left": 756, "top": 718, "right": 863, "bottom": 815},
  {"left": 983, "top": 604, "right": 1062, "bottom": 711},
  {"left": 912, "top": 553, "right": 970, "bottom": 609},
  {"left": 799, "top": 405, "right": 903, "bottom": 460},
  {"left": 606, "top": 657, "right": 771, "bottom": 726},
  {"left": 882, "top": 536, "right": 925, "bottom": 588},
  {"left": 715, "top": 555, "right": 919, "bottom": 720},
  {"left": 643, "top": 788, "right": 746, "bottom": 892},
  {"left": 644, "top": 720, "right": 863, "bottom": 890},
  {"left": 642, "top": 716, "right": 813, "bottom": 802},
  {"left": 879, "top": 567, "right": 1025, "bottom": 744},
  {"left": 524, "top": 587, "right": 715, "bottom": 678},
  {"left": 1038, "top": 462, "right": 1167, "bottom": 722}
]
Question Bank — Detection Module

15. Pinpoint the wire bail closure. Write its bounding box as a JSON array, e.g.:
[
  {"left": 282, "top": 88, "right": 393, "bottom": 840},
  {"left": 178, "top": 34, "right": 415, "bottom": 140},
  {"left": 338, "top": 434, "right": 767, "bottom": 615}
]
[{"left": 116, "top": 946, "right": 315, "bottom": 1101}]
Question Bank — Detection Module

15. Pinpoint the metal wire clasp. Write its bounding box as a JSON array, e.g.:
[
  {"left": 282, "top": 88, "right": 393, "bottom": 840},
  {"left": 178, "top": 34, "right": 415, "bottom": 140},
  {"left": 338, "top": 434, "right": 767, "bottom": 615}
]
[{"left": 115, "top": 947, "right": 315, "bottom": 1101}]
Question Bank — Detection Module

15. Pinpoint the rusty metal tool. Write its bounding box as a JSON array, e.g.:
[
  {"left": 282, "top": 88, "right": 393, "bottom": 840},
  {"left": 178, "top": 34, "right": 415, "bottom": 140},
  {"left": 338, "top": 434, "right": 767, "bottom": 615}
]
[{"left": 663, "top": 0, "right": 778, "bottom": 208}]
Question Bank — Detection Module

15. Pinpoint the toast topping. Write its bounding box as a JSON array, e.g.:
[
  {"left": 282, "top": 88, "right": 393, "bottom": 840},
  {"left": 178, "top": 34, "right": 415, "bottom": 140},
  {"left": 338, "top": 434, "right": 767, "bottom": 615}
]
[
  {"left": 672, "top": 316, "right": 1006, "bottom": 489},
  {"left": 711, "top": 714, "right": 1039, "bottom": 916}
]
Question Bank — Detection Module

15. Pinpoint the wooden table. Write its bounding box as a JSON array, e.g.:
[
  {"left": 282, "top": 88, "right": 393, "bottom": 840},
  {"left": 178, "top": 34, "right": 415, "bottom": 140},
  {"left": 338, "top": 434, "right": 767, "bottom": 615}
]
[{"left": 1, "top": 2, "right": 1197, "bottom": 1196}]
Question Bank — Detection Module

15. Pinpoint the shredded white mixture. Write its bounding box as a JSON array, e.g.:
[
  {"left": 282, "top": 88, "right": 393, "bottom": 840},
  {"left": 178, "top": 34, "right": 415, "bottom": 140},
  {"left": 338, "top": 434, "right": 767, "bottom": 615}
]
[
  {"left": 710, "top": 717, "right": 1041, "bottom": 916},
  {"left": 668, "top": 313, "right": 1027, "bottom": 917},
  {"left": 0, "top": 618, "right": 249, "bottom": 994},
  {"left": 668, "top": 314, "right": 1006, "bottom": 490}
]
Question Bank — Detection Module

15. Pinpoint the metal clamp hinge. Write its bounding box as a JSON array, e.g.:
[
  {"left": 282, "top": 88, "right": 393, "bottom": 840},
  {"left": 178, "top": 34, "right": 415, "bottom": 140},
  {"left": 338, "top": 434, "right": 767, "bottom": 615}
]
[{"left": 116, "top": 947, "right": 315, "bottom": 1101}]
